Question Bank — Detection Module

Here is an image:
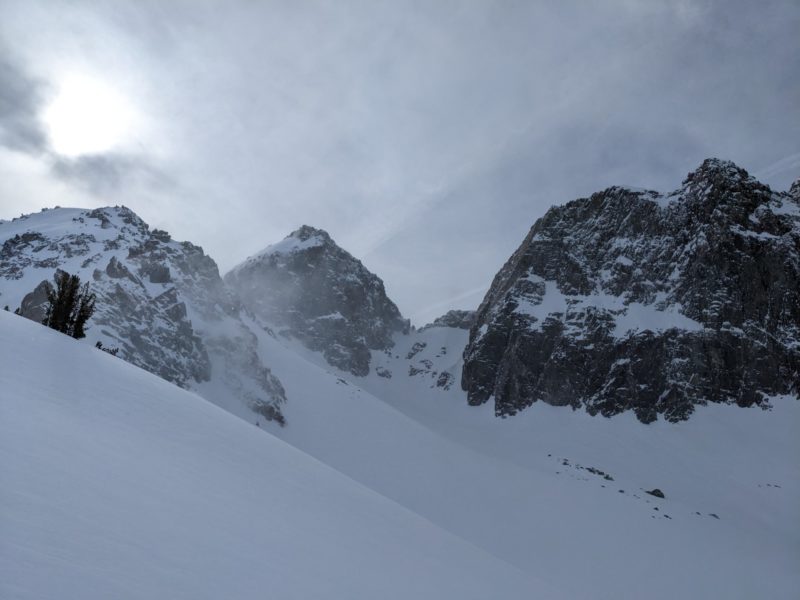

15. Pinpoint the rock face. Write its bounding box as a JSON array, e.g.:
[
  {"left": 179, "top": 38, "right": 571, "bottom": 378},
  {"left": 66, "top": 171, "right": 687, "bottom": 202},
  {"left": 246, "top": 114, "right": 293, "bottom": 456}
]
[
  {"left": 17, "top": 279, "right": 52, "bottom": 324},
  {"left": 462, "top": 159, "right": 800, "bottom": 422},
  {"left": 420, "top": 309, "right": 476, "bottom": 332},
  {"left": 225, "top": 225, "right": 409, "bottom": 376},
  {"left": 0, "top": 206, "right": 285, "bottom": 424}
]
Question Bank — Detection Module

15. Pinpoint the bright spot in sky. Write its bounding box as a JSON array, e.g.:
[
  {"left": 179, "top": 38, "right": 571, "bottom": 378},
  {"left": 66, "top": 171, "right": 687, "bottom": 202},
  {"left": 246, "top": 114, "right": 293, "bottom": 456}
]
[{"left": 43, "top": 74, "right": 139, "bottom": 157}]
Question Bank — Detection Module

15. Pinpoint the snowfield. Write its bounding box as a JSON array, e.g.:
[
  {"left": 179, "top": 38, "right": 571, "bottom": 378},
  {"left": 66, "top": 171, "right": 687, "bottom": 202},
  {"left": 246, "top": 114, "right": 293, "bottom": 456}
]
[
  {"left": 0, "top": 311, "right": 555, "bottom": 600},
  {"left": 253, "top": 322, "right": 800, "bottom": 600},
  {"left": 2, "top": 201, "right": 799, "bottom": 599},
  {"left": 4, "top": 308, "right": 795, "bottom": 599}
]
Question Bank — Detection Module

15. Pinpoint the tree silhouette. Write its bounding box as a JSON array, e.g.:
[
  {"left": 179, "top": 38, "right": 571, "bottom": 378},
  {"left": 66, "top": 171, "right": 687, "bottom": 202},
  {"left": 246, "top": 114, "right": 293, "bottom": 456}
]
[{"left": 43, "top": 271, "right": 96, "bottom": 339}]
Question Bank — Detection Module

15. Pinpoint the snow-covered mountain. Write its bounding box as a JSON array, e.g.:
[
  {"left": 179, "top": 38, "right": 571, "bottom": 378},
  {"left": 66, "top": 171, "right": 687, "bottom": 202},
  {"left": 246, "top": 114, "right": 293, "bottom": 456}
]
[
  {"left": 0, "top": 206, "right": 285, "bottom": 424},
  {"left": 2, "top": 158, "right": 799, "bottom": 598},
  {"left": 225, "top": 225, "right": 408, "bottom": 376},
  {"left": 5, "top": 289, "right": 795, "bottom": 599},
  {"left": 463, "top": 159, "right": 800, "bottom": 422},
  {"left": 218, "top": 288, "right": 800, "bottom": 600},
  {"left": 0, "top": 310, "right": 553, "bottom": 600}
]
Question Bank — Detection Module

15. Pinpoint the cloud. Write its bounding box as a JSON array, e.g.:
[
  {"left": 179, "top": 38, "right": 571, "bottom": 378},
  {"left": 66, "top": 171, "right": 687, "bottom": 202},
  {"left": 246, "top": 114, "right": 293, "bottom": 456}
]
[
  {"left": 50, "top": 153, "right": 173, "bottom": 197},
  {"left": 0, "top": 43, "right": 172, "bottom": 201},
  {"left": 0, "top": 52, "right": 48, "bottom": 154},
  {"left": 0, "top": 0, "right": 798, "bottom": 323}
]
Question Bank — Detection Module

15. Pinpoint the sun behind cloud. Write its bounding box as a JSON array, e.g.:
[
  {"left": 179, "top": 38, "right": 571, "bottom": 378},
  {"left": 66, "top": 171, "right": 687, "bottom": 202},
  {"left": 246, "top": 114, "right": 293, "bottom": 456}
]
[{"left": 42, "top": 73, "right": 139, "bottom": 157}]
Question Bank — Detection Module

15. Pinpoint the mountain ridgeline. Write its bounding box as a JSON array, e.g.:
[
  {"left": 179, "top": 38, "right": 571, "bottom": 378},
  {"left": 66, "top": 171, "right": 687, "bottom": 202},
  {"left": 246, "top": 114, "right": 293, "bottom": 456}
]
[
  {"left": 1, "top": 159, "right": 797, "bottom": 424},
  {"left": 462, "top": 159, "right": 800, "bottom": 422},
  {"left": 0, "top": 207, "right": 286, "bottom": 424}
]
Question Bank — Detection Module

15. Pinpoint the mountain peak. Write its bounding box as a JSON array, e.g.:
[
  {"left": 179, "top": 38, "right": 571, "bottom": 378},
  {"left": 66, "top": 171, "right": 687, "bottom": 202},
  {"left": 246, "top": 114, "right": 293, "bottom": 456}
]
[
  {"left": 0, "top": 205, "right": 286, "bottom": 424},
  {"left": 226, "top": 227, "right": 407, "bottom": 376},
  {"left": 463, "top": 160, "right": 799, "bottom": 423},
  {"left": 290, "top": 224, "right": 332, "bottom": 243},
  {"left": 682, "top": 157, "right": 755, "bottom": 188}
]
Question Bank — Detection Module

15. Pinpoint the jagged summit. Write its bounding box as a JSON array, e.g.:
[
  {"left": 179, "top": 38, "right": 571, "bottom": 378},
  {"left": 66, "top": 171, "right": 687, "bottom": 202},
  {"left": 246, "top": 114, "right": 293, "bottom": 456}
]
[
  {"left": 228, "top": 225, "right": 333, "bottom": 277},
  {"left": 226, "top": 225, "right": 408, "bottom": 376},
  {"left": 268, "top": 224, "right": 333, "bottom": 252},
  {"left": 462, "top": 159, "right": 799, "bottom": 423},
  {"left": 0, "top": 205, "right": 286, "bottom": 424},
  {"left": 685, "top": 157, "right": 752, "bottom": 181},
  {"left": 292, "top": 224, "right": 332, "bottom": 240}
]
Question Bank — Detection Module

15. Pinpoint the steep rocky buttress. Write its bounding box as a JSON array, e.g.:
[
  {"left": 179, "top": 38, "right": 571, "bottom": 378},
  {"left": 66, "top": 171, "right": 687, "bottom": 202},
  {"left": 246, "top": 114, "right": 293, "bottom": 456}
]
[
  {"left": 462, "top": 159, "right": 800, "bottom": 422},
  {"left": 225, "top": 226, "right": 409, "bottom": 376}
]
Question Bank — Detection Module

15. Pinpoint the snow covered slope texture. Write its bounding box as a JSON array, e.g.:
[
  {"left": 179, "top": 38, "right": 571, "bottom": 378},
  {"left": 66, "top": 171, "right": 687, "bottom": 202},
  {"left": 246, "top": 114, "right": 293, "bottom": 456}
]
[
  {"left": 0, "top": 206, "right": 285, "bottom": 423},
  {"left": 226, "top": 225, "right": 408, "bottom": 376},
  {"left": 0, "top": 310, "right": 553, "bottom": 600},
  {"left": 250, "top": 310, "right": 800, "bottom": 600},
  {"left": 463, "top": 159, "right": 800, "bottom": 422}
]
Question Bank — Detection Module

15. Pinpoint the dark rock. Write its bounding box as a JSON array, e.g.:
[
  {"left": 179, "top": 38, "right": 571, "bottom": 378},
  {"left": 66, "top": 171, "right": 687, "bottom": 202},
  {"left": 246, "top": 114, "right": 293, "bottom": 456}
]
[
  {"left": 143, "top": 263, "right": 171, "bottom": 283},
  {"left": 106, "top": 256, "right": 139, "bottom": 283},
  {"left": 420, "top": 309, "right": 477, "bottom": 331},
  {"left": 17, "top": 280, "right": 53, "bottom": 324},
  {"left": 406, "top": 342, "right": 427, "bottom": 360},
  {"left": 225, "top": 225, "right": 409, "bottom": 376},
  {"left": 646, "top": 488, "right": 665, "bottom": 499},
  {"left": 462, "top": 159, "right": 800, "bottom": 422},
  {"left": 436, "top": 371, "right": 455, "bottom": 390}
]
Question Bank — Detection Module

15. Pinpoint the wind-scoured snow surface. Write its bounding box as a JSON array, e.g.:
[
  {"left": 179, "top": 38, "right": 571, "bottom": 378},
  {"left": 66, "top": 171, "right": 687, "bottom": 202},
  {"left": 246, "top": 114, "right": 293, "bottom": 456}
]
[
  {"left": 252, "top": 322, "right": 800, "bottom": 600},
  {"left": 0, "top": 311, "right": 553, "bottom": 600}
]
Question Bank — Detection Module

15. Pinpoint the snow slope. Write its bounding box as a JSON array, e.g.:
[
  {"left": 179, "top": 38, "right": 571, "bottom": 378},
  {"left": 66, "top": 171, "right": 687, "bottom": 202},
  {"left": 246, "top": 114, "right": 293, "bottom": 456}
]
[
  {"left": 0, "top": 311, "right": 555, "bottom": 600},
  {"left": 251, "top": 322, "right": 800, "bottom": 600}
]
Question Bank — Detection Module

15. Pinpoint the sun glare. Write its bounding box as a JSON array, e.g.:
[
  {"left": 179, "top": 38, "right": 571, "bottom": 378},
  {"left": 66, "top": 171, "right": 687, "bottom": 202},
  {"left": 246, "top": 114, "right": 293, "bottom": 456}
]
[{"left": 43, "top": 74, "right": 138, "bottom": 157}]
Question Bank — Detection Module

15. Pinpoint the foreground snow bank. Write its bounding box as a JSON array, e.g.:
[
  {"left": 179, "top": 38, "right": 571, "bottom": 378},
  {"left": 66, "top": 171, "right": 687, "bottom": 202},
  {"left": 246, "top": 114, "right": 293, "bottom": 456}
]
[{"left": 0, "top": 311, "right": 552, "bottom": 600}]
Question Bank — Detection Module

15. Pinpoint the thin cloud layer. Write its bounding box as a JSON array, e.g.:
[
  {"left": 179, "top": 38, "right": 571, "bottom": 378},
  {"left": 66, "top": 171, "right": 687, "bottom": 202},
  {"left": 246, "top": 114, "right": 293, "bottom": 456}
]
[{"left": 0, "top": 0, "right": 798, "bottom": 324}]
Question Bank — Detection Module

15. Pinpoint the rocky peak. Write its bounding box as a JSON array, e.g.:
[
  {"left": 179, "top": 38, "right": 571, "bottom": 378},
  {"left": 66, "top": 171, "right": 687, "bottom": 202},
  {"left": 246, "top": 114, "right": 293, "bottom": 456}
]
[
  {"left": 682, "top": 157, "right": 752, "bottom": 186},
  {"left": 462, "top": 159, "right": 799, "bottom": 423},
  {"left": 674, "top": 158, "right": 774, "bottom": 225},
  {"left": 0, "top": 205, "right": 286, "bottom": 424},
  {"left": 226, "top": 226, "right": 409, "bottom": 376},
  {"left": 292, "top": 224, "right": 331, "bottom": 242}
]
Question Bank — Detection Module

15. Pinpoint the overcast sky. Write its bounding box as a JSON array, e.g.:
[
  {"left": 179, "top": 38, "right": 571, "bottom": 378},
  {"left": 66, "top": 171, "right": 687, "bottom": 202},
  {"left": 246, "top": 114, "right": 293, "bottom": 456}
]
[{"left": 1, "top": 0, "right": 798, "bottom": 324}]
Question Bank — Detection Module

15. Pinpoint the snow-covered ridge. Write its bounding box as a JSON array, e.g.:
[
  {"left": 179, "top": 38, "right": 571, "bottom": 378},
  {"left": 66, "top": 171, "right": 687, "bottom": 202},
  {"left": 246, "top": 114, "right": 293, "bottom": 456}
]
[
  {"left": 225, "top": 224, "right": 408, "bottom": 377},
  {"left": 228, "top": 224, "right": 329, "bottom": 277},
  {"left": 0, "top": 205, "right": 286, "bottom": 424}
]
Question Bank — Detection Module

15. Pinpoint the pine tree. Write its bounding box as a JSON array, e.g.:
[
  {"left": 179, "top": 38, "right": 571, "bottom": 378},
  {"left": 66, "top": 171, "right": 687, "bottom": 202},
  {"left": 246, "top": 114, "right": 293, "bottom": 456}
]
[
  {"left": 71, "top": 281, "right": 96, "bottom": 339},
  {"left": 43, "top": 271, "right": 96, "bottom": 339}
]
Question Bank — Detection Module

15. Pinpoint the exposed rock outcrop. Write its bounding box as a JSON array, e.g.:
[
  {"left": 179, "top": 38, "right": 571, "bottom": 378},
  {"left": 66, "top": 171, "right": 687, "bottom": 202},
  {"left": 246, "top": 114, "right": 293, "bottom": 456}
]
[
  {"left": 226, "top": 225, "right": 409, "bottom": 376},
  {"left": 0, "top": 206, "right": 285, "bottom": 423},
  {"left": 462, "top": 159, "right": 800, "bottom": 422},
  {"left": 420, "top": 309, "right": 476, "bottom": 331}
]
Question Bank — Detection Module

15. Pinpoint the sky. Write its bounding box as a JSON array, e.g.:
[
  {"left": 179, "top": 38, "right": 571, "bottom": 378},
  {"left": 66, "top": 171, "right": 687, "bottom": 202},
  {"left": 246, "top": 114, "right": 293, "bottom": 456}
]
[{"left": 1, "top": 0, "right": 798, "bottom": 325}]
